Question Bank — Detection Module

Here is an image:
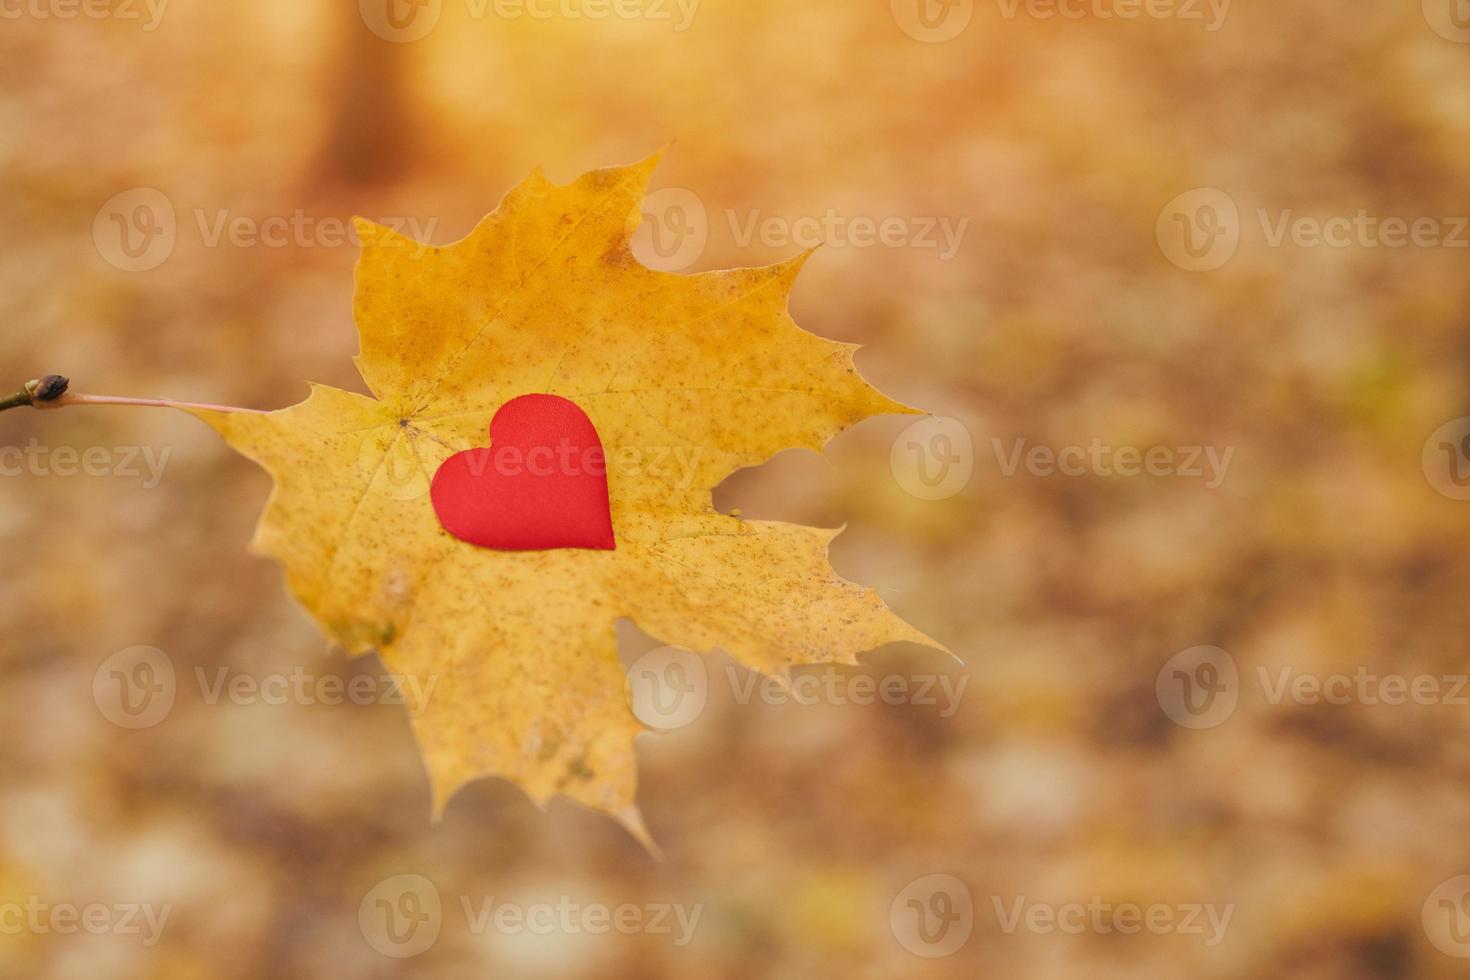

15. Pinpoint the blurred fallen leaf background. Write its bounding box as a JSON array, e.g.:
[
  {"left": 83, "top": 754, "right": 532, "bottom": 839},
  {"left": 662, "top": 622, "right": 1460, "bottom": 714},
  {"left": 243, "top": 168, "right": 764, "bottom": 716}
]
[{"left": 3, "top": 1, "right": 1470, "bottom": 978}]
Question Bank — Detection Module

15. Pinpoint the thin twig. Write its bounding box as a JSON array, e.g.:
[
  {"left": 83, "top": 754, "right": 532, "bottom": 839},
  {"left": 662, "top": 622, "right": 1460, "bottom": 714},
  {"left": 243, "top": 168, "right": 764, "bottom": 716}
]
[
  {"left": 34, "top": 393, "right": 267, "bottom": 414},
  {"left": 0, "top": 376, "right": 263, "bottom": 416}
]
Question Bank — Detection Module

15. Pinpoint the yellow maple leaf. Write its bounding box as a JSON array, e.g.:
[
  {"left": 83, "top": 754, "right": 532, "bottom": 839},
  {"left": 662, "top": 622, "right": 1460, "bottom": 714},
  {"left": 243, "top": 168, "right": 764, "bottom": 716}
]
[{"left": 191, "top": 152, "right": 941, "bottom": 842}]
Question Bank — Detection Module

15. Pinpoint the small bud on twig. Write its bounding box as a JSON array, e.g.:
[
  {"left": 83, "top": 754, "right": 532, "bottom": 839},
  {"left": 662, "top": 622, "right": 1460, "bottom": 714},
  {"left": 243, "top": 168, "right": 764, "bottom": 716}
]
[
  {"left": 3, "top": 375, "right": 70, "bottom": 413},
  {"left": 32, "top": 375, "right": 70, "bottom": 402}
]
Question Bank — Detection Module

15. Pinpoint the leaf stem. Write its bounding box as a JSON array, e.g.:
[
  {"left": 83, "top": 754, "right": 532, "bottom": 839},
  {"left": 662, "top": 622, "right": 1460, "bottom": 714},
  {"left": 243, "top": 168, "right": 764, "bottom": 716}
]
[
  {"left": 0, "top": 377, "right": 264, "bottom": 416},
  {"left": 35, "top": 393, "right": 267, "bottom": 414}
]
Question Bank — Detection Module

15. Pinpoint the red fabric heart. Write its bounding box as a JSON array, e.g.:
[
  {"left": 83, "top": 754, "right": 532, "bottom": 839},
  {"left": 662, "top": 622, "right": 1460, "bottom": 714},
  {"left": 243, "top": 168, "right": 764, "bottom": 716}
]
[{"left": 430, "top": 394, "right": 616, "bottom": 552}]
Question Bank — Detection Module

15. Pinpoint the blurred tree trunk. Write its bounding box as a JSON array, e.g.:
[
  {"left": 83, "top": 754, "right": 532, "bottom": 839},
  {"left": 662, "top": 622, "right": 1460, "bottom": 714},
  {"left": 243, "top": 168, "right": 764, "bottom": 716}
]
[{"left": 314, "top": 2, "right": 416, "bottom": 188}]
